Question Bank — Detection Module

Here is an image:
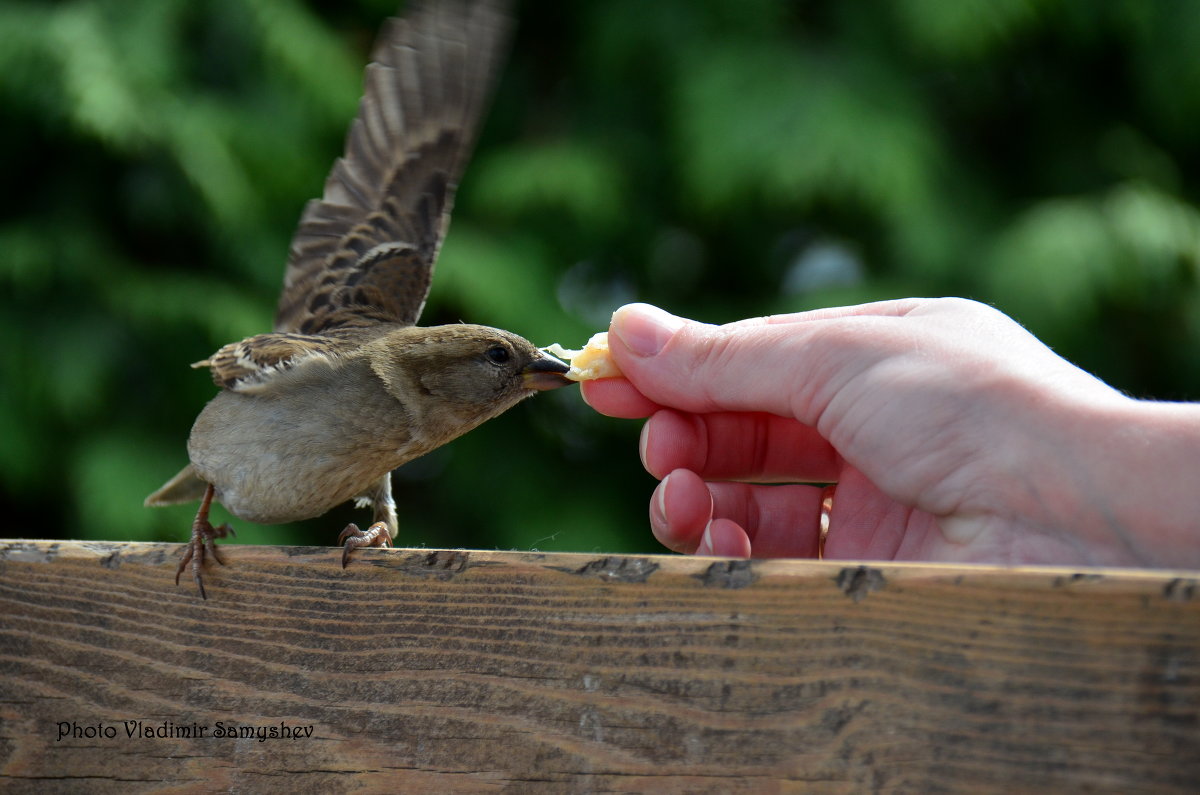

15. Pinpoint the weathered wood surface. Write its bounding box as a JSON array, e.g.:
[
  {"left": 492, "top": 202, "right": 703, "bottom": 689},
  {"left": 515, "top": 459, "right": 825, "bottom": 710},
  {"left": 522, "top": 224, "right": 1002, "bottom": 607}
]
[{"left": 0, "top": 540, "right": 1197, "bottom": 793}]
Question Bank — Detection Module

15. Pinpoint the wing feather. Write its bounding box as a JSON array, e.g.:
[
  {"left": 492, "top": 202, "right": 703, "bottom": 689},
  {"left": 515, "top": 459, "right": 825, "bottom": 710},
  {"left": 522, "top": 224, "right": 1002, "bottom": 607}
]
[
  {"left": 194, "top": 329, "right": 377, "bottom": 392},
  {"left": 275, "top": 0, "right": 512, "bottom": 335}
]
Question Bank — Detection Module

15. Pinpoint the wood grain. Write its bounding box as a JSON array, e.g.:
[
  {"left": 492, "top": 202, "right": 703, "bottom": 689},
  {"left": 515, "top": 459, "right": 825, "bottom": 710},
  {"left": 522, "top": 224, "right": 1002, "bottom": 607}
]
[{"left": 1, "top": 540, "right": 1197, "bottom": 793}]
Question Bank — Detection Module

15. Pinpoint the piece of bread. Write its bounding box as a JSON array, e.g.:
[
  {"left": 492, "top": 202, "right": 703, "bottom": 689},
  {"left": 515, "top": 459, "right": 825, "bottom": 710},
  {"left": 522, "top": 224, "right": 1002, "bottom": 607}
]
[{"left": 543, "top": 333, "right": 621, "bottom": 381}]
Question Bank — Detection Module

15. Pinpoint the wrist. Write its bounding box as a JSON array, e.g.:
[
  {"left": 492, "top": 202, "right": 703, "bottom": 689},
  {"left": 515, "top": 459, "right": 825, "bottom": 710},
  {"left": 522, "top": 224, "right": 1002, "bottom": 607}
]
[
  {"left": 1027, "top": 393, "right": 1200, "bottom": 568},
  {"left": 1099, "top": 399, "right": 1200, "bottom": 567}
]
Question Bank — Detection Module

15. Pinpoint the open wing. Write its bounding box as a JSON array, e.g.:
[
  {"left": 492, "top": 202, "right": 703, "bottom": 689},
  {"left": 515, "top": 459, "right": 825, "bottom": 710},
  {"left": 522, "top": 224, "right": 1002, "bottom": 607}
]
[{"left": 274, "top": 0, "right": 512, "bottom": 335}]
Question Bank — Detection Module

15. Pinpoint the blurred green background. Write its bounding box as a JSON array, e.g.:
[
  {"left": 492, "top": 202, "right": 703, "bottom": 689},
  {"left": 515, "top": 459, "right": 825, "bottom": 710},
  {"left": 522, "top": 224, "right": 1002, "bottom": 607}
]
[{"left": 3, "top": 0, "right": 1200, "bottom": 553}]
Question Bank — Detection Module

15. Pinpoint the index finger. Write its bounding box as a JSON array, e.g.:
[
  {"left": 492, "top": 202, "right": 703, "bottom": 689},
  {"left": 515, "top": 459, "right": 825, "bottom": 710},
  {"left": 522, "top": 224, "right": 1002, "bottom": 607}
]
[
  {"left": 580, "top": 377, "right": 660, "bottom": 418},
  {"left": 641, "top": 409, "right": 841, "bottom": 482}
]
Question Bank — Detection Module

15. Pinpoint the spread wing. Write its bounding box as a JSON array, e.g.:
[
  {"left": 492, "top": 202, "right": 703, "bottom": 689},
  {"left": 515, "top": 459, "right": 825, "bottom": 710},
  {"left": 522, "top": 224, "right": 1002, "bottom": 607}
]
[
  {"left": 193, "top": 329, "right": 376, "bottom": 392},
  {"left": 274, "top": 0, "right": 512, "bottom": 335}
]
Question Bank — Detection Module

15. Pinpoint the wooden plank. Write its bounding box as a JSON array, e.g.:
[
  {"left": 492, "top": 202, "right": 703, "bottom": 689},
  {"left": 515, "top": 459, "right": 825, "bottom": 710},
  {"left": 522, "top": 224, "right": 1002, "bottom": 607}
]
[{"left": 0, "top": 539, "right": 1197, "bottom": 793}]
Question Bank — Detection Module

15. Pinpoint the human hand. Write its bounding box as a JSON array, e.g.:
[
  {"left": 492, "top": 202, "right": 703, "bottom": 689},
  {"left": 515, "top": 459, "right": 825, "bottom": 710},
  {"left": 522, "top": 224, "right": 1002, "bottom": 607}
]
[{"left": 582, "top": 299, "right": 1199, "bottom": 567}]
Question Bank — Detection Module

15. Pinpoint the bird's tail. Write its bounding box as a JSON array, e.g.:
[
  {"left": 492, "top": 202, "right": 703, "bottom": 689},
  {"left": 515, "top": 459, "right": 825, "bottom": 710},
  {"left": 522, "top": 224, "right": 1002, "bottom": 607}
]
[{"left": 144, "top": 464, "right": 208, "bottom": 507}]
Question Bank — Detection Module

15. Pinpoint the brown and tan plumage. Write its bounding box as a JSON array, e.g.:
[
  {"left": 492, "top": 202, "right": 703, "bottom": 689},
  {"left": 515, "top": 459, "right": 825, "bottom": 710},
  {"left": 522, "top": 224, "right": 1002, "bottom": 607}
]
[{"left": 146, "top": 0, "right": 572, "bottom": 598}]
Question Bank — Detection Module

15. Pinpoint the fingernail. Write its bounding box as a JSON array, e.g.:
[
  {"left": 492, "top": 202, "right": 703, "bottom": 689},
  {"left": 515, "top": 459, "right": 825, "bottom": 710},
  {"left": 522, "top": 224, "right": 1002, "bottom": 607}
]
[
  {"left": 612, "top": 303, "right": 685, "bottom": 358},
  {"left": 651, "top": 472, "right": 670, "bottom": 527},
  {"left": 697, "top": 521, "right": 714, "bottom": 556},
  {"left": 638, "top": 421, "right": 651, "bottom": 471}
]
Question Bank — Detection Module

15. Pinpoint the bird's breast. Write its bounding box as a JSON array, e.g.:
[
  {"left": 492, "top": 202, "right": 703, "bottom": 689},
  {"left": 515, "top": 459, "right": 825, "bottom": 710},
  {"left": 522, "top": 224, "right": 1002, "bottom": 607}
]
[{"left": 187, "top": 368, "right": 416, "bottom": 524}]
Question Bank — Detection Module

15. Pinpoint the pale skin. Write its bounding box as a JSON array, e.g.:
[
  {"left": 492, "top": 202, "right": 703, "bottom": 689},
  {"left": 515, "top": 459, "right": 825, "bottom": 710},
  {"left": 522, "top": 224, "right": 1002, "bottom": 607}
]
[{"left": 581, "top": 299, "right": 1200, "bottom": 568}]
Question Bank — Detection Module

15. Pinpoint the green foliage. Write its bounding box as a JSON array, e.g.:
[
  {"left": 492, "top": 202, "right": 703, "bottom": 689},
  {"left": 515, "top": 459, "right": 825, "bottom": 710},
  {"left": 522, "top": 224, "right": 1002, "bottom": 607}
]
[{"left": 3, "top": 0, "right": 1199, "bottom": 550}]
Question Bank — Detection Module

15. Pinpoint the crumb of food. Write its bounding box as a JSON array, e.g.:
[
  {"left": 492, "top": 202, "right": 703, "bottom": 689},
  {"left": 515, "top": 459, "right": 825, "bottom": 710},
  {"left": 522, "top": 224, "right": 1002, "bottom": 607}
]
[{"left": 543, "top": 333, "right": 622, "bottom": 381}]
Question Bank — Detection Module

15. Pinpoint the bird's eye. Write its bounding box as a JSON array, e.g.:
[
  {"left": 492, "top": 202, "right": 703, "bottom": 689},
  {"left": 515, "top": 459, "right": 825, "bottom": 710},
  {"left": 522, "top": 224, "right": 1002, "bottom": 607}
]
[{"left": 485, "top": 345, "right": 510, "bottom": 364}]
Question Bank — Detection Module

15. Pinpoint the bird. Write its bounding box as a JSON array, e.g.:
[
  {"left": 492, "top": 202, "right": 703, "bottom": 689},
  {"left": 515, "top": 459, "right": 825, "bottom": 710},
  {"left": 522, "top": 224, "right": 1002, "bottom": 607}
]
[{"left": 144, "top": 0, "right": 572, "bottom": 598}]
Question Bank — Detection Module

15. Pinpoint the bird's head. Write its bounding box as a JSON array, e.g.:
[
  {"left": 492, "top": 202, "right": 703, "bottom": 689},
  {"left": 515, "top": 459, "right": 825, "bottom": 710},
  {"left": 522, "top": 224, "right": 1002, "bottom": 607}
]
[{"left": 368, "top": 324, "right": 572, "bottom": 425}]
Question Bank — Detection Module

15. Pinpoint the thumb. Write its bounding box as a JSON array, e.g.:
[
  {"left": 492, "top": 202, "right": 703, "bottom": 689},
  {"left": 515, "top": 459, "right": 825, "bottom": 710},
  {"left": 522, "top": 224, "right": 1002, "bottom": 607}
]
[
  {"left": 607, "top": 303, "right": 810, "bottom": 420},
  {"left": 607, "top": 300, "right": 932, "bottom": 423},
  {"left": 609, "top": 299, "right": 926, "bottom": 422}
]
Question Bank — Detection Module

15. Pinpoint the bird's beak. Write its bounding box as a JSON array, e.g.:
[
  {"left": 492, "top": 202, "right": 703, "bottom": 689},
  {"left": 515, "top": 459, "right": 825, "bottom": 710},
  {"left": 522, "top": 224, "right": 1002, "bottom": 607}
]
[{"left": 522, "top": 353, "right": 573, "bottom": 391}]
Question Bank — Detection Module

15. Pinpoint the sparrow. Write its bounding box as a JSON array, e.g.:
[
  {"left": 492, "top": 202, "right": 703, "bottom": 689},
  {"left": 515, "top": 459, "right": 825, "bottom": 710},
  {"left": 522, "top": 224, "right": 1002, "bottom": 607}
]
[{"left": 145, "top": 0, "right": 572, "bottom": 598}]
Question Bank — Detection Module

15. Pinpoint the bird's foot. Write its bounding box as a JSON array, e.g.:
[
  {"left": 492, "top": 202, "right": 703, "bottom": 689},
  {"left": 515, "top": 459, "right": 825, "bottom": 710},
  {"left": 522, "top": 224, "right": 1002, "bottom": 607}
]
[
  {"left": 176, "top": 484, "right": 235, "bottom": 600},
  {"left": 338, "top": 521, "right": 392, "bottom": 568}
]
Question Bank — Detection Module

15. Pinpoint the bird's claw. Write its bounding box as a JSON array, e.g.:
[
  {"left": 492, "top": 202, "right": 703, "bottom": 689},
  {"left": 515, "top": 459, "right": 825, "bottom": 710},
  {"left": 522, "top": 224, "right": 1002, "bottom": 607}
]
[
  {"left": 176, "top": 484, "right": 234, "bottom": 600},
  {"left": 338, "top": 521, "right": 392, "bottom": 568}
]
